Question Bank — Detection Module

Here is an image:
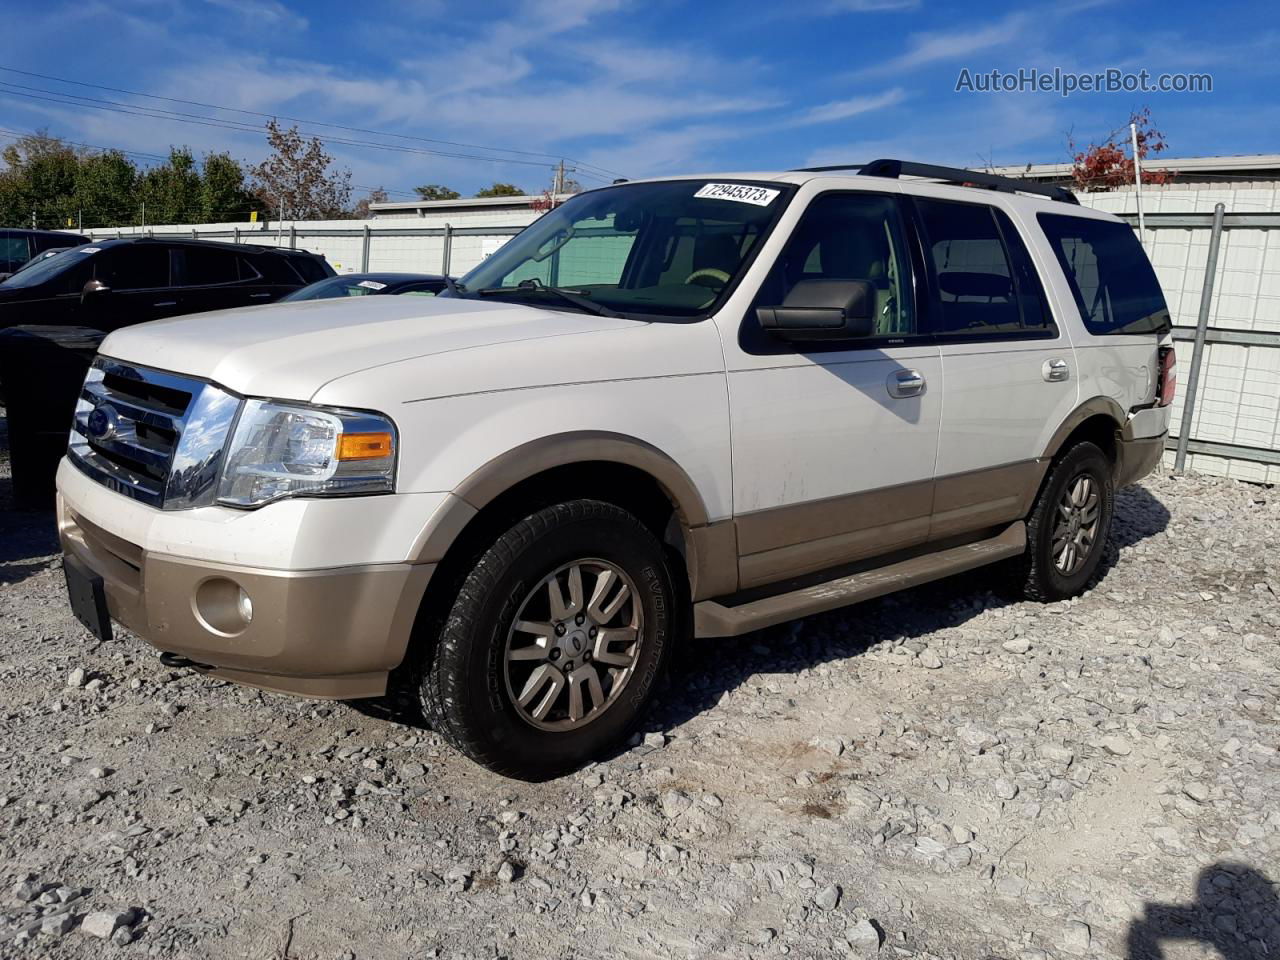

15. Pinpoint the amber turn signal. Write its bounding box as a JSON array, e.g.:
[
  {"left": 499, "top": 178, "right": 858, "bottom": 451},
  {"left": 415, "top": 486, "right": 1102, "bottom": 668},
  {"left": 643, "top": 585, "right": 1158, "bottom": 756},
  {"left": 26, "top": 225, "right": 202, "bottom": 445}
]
[{"left": 336, "top": 431, "right": 394, "bottom": 461}]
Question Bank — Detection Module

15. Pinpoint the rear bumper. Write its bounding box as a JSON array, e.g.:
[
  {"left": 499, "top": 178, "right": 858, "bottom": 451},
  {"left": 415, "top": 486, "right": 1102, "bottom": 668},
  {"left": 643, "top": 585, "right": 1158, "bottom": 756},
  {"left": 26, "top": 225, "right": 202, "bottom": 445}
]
[
  {"left": 1115, "top": 431, "right": 1167, "bottom": 487},
  {"left": 57, "top": 492, "right": 434, "bottom": 700}
]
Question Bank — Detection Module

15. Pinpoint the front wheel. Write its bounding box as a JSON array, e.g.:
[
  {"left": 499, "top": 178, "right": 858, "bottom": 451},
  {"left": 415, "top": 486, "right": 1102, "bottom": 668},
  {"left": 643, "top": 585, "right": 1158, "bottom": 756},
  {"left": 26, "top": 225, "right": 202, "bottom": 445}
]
[
  {"left": 1014, "top": 441, "right": 1115, "bottom": 602},
  {"left": 418, "top": 500, "right": 676, "bottom": 780}
]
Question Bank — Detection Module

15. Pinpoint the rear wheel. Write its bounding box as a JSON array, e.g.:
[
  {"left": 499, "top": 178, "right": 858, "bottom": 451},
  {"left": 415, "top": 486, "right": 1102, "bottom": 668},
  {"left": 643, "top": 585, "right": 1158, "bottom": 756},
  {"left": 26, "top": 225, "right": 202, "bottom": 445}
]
[
  {"left": 1015, "top": 441, "right": 1114, "bottom": 602},
  {"left": 418, "top": 500, "right": 675, "bottom": 780}
]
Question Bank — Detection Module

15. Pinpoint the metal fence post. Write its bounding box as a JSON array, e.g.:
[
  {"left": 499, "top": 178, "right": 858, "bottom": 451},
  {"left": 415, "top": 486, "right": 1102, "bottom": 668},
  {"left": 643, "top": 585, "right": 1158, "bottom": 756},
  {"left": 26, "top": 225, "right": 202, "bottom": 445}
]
[
  {"left": 1175, "top": 201, "right": 1226, "bottom": 473},
  {"left": 233, "top": 227, "right": 240, "bottom": 244},
  {"left": 289, "top": 225, "right": 296, "bottom": 250},
  {"left": 360, "top": 225, "right": 371, "bottom": 272},
  {"left": 441, "top": 223, "right": 452, "bottom": 276}
]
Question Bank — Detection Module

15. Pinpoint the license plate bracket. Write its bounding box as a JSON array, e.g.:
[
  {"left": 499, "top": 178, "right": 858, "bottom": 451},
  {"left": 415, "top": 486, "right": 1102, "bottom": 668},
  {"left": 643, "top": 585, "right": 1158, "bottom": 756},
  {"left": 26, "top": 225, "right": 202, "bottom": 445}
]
[{"left": 63, "top": 554, "right": 113, "bottom": 644}]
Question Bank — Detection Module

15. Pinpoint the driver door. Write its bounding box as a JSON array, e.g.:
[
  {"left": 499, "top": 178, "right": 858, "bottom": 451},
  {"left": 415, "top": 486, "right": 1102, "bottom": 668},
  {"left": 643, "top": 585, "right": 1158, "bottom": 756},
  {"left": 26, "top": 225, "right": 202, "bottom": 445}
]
[{"left": 721, "top": 190, "right": 942, "bottom": 589}]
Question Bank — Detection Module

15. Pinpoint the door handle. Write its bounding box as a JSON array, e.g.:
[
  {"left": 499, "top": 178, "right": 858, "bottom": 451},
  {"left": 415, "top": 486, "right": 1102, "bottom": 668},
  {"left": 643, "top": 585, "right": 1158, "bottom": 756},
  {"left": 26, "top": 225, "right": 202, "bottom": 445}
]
[
  {"left": 887, "top": 368, "right": 926, "bottom": 398},
  {"left": 153, "top": 301, "right": 177, "bottom": 307},
  {"left": 1042, "top": 358, "right": 1070, "bottom": 382}
]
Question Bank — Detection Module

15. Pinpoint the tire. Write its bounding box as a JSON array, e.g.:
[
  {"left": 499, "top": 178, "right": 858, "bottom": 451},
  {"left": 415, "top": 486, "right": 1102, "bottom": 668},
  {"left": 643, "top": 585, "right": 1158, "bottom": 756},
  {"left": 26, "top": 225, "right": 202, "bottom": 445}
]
[
  {"left": 1014, "top": 441, "right": 1114, "bottom": 602},
  {"left": 419, "top": 500, "right": 676, "bottom": 780}
]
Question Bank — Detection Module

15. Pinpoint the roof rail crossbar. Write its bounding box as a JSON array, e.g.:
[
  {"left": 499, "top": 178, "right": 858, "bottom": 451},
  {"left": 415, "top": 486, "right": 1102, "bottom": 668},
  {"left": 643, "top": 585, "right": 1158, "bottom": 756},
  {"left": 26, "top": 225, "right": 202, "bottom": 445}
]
[{"left": 792, "top": 159, "right": 1079, "bottom": 204}]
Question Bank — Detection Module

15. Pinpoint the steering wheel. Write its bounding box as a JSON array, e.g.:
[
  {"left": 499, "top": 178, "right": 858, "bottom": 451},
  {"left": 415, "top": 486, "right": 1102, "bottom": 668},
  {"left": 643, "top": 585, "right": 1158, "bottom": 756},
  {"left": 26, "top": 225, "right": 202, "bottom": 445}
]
[{"left": 684, "top": 268, "right": 730, "bottom": 290}]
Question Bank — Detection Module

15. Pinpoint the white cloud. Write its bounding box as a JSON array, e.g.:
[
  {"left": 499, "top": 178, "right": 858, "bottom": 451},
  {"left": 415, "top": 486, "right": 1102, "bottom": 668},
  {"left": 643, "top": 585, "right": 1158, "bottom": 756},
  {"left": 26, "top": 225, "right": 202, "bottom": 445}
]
[
  {"left": 202, "top": 0, "right": 308, "bottom": 30},
  {"left": 860, "top": 13, "right": 1029, "bottom": 75},
  {"left": 789, "top": 88, "right": 907, "bottom": 126}
]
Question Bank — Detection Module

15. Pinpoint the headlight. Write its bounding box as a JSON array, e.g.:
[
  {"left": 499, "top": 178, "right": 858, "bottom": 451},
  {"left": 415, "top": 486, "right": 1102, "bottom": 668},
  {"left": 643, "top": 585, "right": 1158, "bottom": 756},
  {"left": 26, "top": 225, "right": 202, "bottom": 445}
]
[{"left": 216, "top": 400, "right": 396, "bottom": 508}]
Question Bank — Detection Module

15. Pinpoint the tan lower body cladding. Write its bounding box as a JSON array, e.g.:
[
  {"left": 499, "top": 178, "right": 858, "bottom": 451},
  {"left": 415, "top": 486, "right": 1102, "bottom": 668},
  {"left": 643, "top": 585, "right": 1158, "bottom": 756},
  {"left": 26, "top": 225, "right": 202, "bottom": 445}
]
[{"left": 733, "top": 460, "right": 1047, "bottom": 590}]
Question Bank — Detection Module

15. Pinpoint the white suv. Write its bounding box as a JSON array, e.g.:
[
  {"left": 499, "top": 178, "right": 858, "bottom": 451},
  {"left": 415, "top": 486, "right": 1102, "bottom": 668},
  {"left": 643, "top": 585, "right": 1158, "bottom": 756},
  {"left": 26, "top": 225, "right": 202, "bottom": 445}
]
[{"left": 56, "top": 160, "right": 1174, "bottom": 779}]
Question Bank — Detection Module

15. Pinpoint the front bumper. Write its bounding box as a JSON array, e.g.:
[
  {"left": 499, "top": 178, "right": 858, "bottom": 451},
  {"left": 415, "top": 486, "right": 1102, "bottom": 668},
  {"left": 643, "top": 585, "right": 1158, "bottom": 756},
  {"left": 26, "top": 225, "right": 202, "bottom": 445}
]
[{"left": 56, "top": 459, "right": 437, "bottom": 699}]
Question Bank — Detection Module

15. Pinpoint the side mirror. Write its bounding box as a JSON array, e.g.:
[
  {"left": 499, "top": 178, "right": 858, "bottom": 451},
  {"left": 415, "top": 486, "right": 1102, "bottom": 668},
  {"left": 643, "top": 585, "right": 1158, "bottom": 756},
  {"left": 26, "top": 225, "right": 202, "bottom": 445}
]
[
  {"left": 81, "top": 278, "right": 111, "bottom": 303},
  {"left": 756, "top": 279, "right": 875, "bottom": 342}
]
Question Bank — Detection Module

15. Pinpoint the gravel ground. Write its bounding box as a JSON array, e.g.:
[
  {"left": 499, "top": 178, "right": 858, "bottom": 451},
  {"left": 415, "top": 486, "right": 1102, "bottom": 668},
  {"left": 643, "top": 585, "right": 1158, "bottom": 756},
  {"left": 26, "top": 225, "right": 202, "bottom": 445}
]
[{"left": 2, "top": 417, "right": 1278, "bottom": 960}]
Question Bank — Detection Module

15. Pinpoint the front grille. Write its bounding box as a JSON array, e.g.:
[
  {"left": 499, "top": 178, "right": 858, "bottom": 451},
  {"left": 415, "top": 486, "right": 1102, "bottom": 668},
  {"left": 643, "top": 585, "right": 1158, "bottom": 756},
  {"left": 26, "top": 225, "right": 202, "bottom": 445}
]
[{"left": 68, "top": 358, "right": 241, "bottom": 509}]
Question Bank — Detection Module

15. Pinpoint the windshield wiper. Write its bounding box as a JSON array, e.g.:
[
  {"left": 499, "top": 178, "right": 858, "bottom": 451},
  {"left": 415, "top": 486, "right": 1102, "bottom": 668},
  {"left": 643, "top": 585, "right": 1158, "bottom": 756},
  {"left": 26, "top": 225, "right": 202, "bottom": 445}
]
[
  {"left": 441, "top": 276, "right": 466, "bottom": 296},
  {"left": 475, "top": 279, "right": 618, "bottom": 318}
]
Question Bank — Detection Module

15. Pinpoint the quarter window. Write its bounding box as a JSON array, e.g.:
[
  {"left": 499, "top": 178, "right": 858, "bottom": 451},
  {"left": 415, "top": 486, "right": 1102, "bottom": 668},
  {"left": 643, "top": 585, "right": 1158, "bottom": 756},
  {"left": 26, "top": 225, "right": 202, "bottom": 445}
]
[{"left": 1037, "top": 213, "right": 1170, "bottom": 336}]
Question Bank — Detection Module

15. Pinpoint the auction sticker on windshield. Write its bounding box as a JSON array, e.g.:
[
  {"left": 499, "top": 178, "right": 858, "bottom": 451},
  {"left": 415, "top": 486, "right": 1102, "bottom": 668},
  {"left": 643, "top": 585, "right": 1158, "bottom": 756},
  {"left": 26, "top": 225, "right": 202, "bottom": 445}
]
[
  {"left": 694, "top": 183, "right": 780, "bottom": 206},
  {"left": 357, "top": 280, "right": 387, "bottom": 290}
]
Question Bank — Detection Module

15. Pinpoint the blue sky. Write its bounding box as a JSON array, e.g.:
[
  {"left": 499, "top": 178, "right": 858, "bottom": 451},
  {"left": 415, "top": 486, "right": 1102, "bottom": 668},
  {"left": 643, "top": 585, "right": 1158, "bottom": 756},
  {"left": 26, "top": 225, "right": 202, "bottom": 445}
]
[{"left": 5, "top": 0, "right": 1278, "bottom": 200}]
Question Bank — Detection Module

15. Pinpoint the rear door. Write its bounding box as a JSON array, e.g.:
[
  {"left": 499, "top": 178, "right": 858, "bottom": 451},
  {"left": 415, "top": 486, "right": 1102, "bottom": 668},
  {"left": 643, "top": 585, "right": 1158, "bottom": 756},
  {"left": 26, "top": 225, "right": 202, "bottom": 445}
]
[
  {"left": 172, "top": 245, "right": 253, "bottom": 314},
  {"left": 910, "top": 195, "right": 1078, "bottom": 540}
]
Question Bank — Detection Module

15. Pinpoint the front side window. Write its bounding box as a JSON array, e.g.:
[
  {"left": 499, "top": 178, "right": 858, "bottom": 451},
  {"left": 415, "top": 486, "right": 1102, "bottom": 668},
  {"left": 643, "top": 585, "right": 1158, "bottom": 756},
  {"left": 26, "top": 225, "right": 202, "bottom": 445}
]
[
  {"left": 96, "top": 245, "right": 170, "bottom": 290},
  {"left": 0, "top": 234, "right": 30, "bottom": 273},
  {"left": 1038, "top": 213, "right": 1170, "bottom": 336},
  {"left": 457, "top": 180, "right": 793, "bottom": 319},
  {"left": 754, "top": 192, "right": 916, "bottom": 340}
]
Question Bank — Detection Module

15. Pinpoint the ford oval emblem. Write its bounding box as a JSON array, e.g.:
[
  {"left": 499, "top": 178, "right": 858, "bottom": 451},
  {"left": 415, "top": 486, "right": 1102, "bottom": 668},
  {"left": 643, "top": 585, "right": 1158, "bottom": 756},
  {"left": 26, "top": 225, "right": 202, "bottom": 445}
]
[{"left": 86, "top": 404, "right": 119, "bottom": 441}]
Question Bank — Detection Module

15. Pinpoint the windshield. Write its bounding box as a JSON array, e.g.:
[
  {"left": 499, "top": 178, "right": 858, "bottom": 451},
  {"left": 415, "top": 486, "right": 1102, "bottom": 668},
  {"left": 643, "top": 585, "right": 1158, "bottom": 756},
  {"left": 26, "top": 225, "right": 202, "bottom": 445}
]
[
  {"left": 457, "top": 179, "right": 794, "bottom": 319},
  {"left": 0, "top": 243, "right": 96, "bottom": 289}
]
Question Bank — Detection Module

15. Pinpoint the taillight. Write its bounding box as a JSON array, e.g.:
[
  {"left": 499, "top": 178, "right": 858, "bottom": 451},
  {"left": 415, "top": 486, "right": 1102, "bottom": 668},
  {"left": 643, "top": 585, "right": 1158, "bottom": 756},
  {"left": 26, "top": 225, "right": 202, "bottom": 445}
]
[{"left": 1156, "top": 346, "right": 1176, "bottom": 406}]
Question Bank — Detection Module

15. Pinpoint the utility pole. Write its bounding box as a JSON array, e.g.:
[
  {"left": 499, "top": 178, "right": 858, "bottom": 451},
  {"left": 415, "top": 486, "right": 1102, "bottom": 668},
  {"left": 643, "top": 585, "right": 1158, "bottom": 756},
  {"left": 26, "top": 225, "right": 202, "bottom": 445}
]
[
  {"left": 1130, "top": 121, "right": 1146, "bottom": 248},
  {"left": 141, "top": 202, "right": 146, "bottom": 230},
  {"left": 30, "top": 209, "right": 36, "bottom": 229},
  {"left": 78, "top": 209, "right": 83, "bottom": 232},
  {"left": 551, "top": 160, "right": 576, "bottom": 196}
]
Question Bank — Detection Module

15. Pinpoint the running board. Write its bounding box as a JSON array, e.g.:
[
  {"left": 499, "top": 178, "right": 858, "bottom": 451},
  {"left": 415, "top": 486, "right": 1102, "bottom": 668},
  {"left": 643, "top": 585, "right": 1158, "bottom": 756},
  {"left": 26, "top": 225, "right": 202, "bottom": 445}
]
[{"left": 694, "top": 521, "right": 1026, "bottom": 638}]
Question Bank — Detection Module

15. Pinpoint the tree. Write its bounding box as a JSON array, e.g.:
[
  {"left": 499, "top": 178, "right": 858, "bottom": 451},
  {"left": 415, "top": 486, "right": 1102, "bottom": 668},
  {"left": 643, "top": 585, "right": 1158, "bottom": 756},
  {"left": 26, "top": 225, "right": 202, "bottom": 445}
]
[
  {"left": 249, "top": 119, "right": 353, "bottom": 220},
  {"left": 351, "top": 187, "right": 389, "bottom": 219},
  {"left": 414, "top": 183, "right": 460, "bottom": 201},
  {"left": 74, "top": 150, "right": 138, "bottom": 229},
  {"left": 0, "top": 131, "right": 84, "bottom": 228},
  {"left": 139, "top": 147, "right": 203, "bottom": 224},
  {"left": 201, "top": 151, "right": 260, "bottom": 223},
  {"left": 474, "top": 182, "right": 524, "bottom": 198},
  {"left": 1069, "top": 107, "right": 1173, "bottom": 193}
]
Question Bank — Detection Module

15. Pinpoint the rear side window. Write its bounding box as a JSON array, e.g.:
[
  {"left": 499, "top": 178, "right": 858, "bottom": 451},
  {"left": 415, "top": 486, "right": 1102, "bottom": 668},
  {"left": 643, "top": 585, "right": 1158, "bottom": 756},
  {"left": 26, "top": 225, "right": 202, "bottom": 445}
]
[
  {"left": 915, "top": 198, "right": 1050, "bottom": 337},
  {"left": 1038, "top": 214, "right": 1170, "bottom": 335},
  {"left": 176, "top": 246, "right": 240, "bottom": 286}
]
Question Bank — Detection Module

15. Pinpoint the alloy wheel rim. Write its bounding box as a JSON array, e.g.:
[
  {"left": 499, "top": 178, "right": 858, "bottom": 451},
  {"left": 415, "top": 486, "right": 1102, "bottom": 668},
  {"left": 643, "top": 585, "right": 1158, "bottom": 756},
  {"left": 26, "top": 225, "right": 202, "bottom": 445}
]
[
  {"left": 503, "top": 559, "right": 643, "bottom": 732},
  {"left": 1051, "top": 473, "right": 1101, "bottom": 575}
]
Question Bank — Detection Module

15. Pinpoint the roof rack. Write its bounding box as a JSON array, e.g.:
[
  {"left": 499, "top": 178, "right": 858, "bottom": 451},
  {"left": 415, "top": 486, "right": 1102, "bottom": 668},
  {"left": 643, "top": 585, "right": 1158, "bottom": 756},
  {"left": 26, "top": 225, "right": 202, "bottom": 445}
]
[{"left": 794, "top": 158, "right": 1079, "bottom": 205}]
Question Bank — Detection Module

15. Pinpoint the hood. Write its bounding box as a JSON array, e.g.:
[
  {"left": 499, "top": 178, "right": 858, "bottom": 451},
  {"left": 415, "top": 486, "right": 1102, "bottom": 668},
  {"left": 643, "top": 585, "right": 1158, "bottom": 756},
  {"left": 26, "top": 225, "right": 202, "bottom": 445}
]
[{"left": 98, "top": 296, "right": 640, "bottom": 400}]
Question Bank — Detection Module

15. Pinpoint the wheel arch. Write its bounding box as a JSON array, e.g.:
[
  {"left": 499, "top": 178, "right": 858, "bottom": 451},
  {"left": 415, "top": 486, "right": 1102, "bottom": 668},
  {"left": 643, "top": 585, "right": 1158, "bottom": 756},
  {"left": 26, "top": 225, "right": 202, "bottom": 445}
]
[
  {"left": 392, "top": 432, "right": 735, "bottom": 680},
  {"left": 1042, "top": 397, "right": 1126, "bottom": 466}
]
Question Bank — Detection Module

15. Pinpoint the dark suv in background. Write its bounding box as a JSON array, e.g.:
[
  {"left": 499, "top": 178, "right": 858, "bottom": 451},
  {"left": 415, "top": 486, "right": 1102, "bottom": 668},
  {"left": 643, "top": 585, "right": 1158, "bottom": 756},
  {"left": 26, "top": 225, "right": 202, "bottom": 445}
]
[
  {"left": 0, "top": 237, "right": 334, "bottom": 332},
  {"left": 0, "top": 228, "right": 91, "bottom": 279}
]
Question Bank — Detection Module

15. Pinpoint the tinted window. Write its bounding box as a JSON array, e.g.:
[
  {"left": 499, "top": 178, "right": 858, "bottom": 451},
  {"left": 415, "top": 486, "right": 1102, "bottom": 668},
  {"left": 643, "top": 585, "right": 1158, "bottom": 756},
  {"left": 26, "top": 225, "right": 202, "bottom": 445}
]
[
  {"left": 756, "top": 193, "right": 916, "bottom": 337},
  {"left": 0, "top": 234, "right": 30, "bottom": 273},
  {"left": 177, "top": 246, "right": 240, "bottom": 286},
  {"left": 916, "top": 199, "right": 1028, "bottom": 336},
  {"left": 1038, "top": 214, "right": 1170, "bottom": 335},
  {"left": 992, "top": 208, "right": 1055, "bottom": 333},
  {"left": 287, "top": 254, "right": 331, "bottom": 284},
  {"left": 96, "top": 245, "right": 170, "bottom": 289}
]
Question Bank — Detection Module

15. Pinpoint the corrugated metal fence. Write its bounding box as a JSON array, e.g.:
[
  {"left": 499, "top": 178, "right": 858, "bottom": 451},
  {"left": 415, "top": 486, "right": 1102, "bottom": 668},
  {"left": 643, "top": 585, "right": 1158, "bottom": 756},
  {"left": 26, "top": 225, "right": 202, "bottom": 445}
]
[{"left": 92, "top": 189, "right": 1280, "bottom": 484}]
